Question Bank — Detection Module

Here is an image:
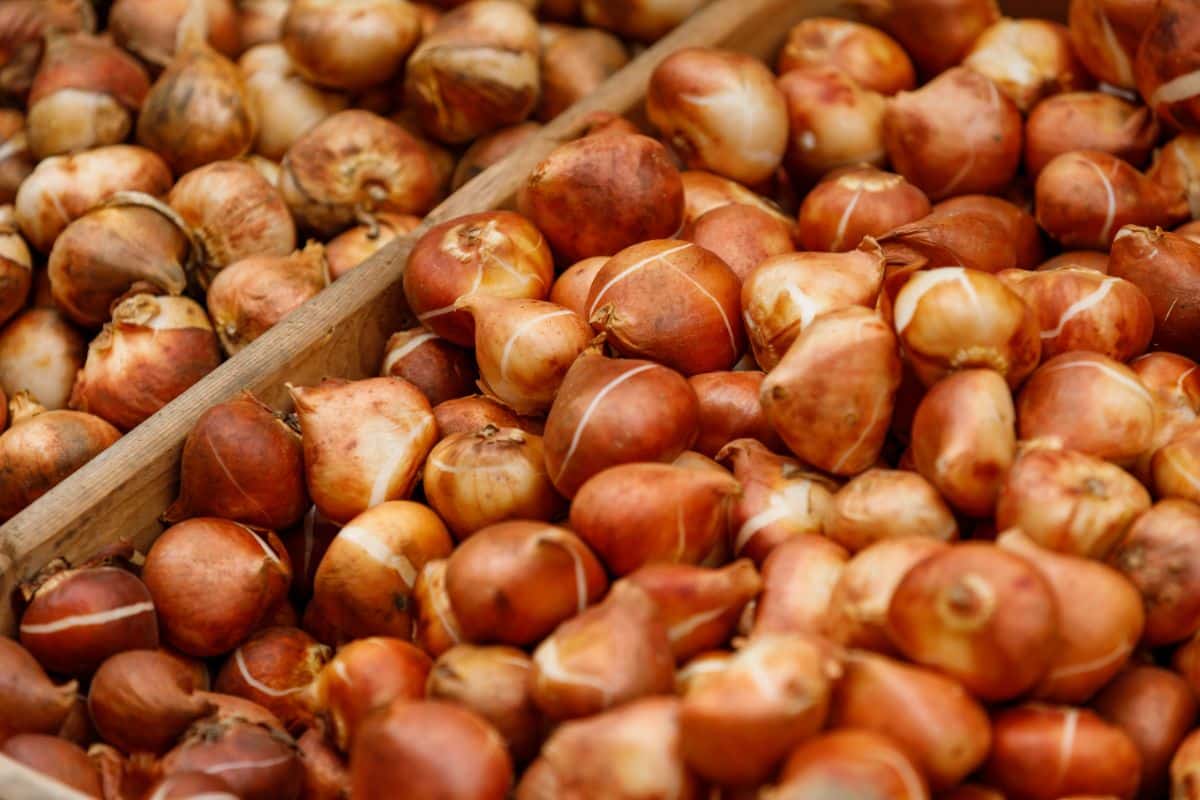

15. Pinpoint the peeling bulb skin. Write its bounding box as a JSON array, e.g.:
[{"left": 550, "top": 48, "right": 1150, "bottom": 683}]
[
  {"left": 1069, "top": 0, "right": 1155, "bottom": 89},
  {"left": 1109, "top": 225, "right": 1200, "bottom": 360}
]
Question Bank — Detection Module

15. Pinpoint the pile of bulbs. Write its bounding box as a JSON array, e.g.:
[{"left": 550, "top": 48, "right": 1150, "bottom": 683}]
[
  {"left": 13, "top": 0, "right": 1200, "bottom": 798},
  {"left": 0, "top": 0, "right": 698, "bottom": 522}
]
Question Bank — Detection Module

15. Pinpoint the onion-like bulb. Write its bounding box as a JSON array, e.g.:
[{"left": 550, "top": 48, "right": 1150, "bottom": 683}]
[
  {"left": 326, "top": 212, "right": 420, "bottom": 280},
  {"left": 206, "top": 242, "right": 330, "bottom": 354},
  {"left": 47, "top": 192, "right": 192, "bottom": 329},
  {"left": 0, "top": 392, "right": 119, "bottom": 521},
  {"left": 238, "top": 0, "right": 291, "bottom": 49},
  {"left": 455, "top": 295, "right": 593, "bottom": 415},
  {"left": 25, "top": 33, "right": 150, "bottom": 160},
  {"left": 0, "top": 0, "right": 96, "bottom": 97},
  {"left": 280, "top": 109, "right": 440, "bottom": 236},
  {"left": 0, "top": 225, "right": 31, "bottom": 327},
  {"left": 167, "top": 159, "right": 296, "bottom": 288},
  {"left": 109, "top": 0, "right": 239, "bottom": 68},
  {"left": 424, "top": 425, "right": 565, "bottom": 539},
  {"left": 0, "top": 309, "right": 84, "bottom": 411},
  {"left": 136, "top": 1, "right": 257, "bottom": 175},
  {"left": 281, "top": 0, "right": 422, "bottom": 91},
  {"left": 0, "top": 111, "right": 32, "bottom": 205},
  {"left": 239, "top": 43, "right": 348, "bottom": 162},
  {"left": 581, "top": 0, "right": 704, "bottom": 42},
  {"left": 70, "top": 295, "right": 222, "bottom": 432}
]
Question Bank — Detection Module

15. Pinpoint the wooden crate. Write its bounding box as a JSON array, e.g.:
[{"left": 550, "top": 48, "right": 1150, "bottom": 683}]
[{"left": 0, "top": 0, "right": 1067, "bottom": 795}]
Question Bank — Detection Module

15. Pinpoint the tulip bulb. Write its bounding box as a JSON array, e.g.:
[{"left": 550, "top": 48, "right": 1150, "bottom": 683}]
[
  {"left": 0, "top": 1, "right": 96, "bottom": 97},
  {"left": 207, "top": 243, "right": 330, "bottom": 355},
  {"left": 456, "top": 295, "right": 591, "bottom": 414},
  {"left": 826, "top": 469, "right": 957, "bottom": 553},
  {"left": 797, "top": 165, "right": 930, "bottom": 253},
  {"left": 0, "top": 111, "right": 33, "bottom": 205},
  {"left": 1069, "top": 0, "right": 1154, "bottom": 88},
  {"left": 779, "top": 66, "right": 887, "bottom": 185},
  {"left": 110, "top": 0, "right": 239, "bottom": 67},
  {"left": 1, "top": 735, "right": 102, "bottom": 797},
  {"left": 412, "top": 560, "right": 465, "bottom": 658},
  {"left": 0, "top": 224, "right": 31, "bottom": 328},
  {"left": 327, "top": 212, "right": 420, "bottom": 280},
  {"left": 26, "top": 33, "right": 150, "bottom": 159},
  {"left": 289, "top": 377, "right": 437, "bottom": 524},
  {"left": 962, "top": 19, "right": 1091, "bottom": 112},
  {"left": 214, "top": 627, "right": 330, "bottom": 733},
  {"left": 779, "top": 18, "right": 915, "bottom": 95},
  {"left": 161, "top": 715, "right": 303, "bottom": 800},
  {"left": 70, "top": 294, "right": 221, "bottom": 432},
  {"left": 380, "top": 328, "right": 477, "bottom": 406},
  {"left": 0, "top": 638, "right": 79, "bottom": 740},
  {"left": 1109, "top": 225, "right": 1200, "bottom": 359},
  {"left": 0, "top": 310, "right": 84, "bottom": 411},
  {"left": 580, "top": 0, "right": 703, "bottom": 41},
  {"left": 684, "top": 202, "right": 795, "bottom": 282},
  {"left": 452, "top": 122, "right": 542, "bottom": 190},
  {"left": 855, "top": 0, "right": 999, "bottom": 77},
  {"left": 538, "top": 28, "right": 629, "bottom": 123},
  {"left": 1025, "top": 92, "right": 1158, "bottom": 178},
  {"left": 281, "top": 0, "right": 422, "bottom": 91}
]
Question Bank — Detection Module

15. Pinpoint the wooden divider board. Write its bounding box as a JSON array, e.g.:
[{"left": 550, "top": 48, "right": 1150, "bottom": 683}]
[{"left": 0, "top": 0, "right": 1066, "bottom": 794}]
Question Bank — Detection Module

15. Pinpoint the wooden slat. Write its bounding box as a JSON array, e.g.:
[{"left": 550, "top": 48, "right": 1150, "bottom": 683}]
[{"left": 0, "top": 0, "right": 847, "bottom": 635}]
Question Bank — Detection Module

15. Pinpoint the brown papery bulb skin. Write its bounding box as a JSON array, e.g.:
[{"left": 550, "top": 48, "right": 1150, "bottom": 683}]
[
  {"left": 741, "top": 242, "right": 885, "bottom": 370},
  {"left": 293, "top": 728, "right": 347, "bottom": 800},
  {"left": 136, "top": 11, "right": 256, "bottom": 176},
  {"left": 647, "top": 47, "right": 787, "bottom": 185},
  {"left": 445, "top": 521, "right": 605, "bottom": 646},
  {"left": 832, "top": 651, "right": 991, "bottom": 790},
  {"left": 579, "top": 0, "right": 702, "bottom": 42},
  {"left": 683, "top": 203, "right": 795, "bottom": 282},
  {"left": 569, "top": 462, "right": 740, "bottom": 576},
  {"left": 424, "top": 426, "right": 564, "bottom": 539},
  {"left": 1, "top": 734, "right": 102, "bottom": 798},
  {"left": 206, "top": 242, "right": 330, "bottom": 354},
  {"left": 1175, "top": 727, "right": 1200, "bottom": 799},
  {"left": 457, "top": 295, "right": 592, "bottom": 415},
  {"left": 910, "top": 369, "right": 1015, "bottom": 518},
  {"left": 304, "top": 501, "right": 452, "bottom": 644},
  {"left": 161, "top": 715, "right": 303, "bottom": 800},
  {"left": 327, "top": 213, "right": 421, "bottom": 280},
  {"left": 894, "top": 267, "right": 1040, "bottom": 388},
  {"left": 280, "top": 110, "right": 440, "bottom": 236},
  {"left": 587, "top": 239, "right": 744, "bottom": 375},
  {"left": 109, "top": 0, "right": 239, "bottom": 68},
  {"left": 142, "top": 518, "right": 292, "bottom": 657},
  {"left": 1109, "top": 225, "right": 1200, "bottom": 359},
  {"left": 1069, "top": 0, "right": 1155, "bottom": 89},
  {"left": 289, "top": 377, "right": 437, "bottom": 524},
  {"left": 0, "top": 395, "right": 120, "bottom": 521},
  {"left": 404, "top": 0, "right": 539, "bottom": 144},
  {"left": 0, "top": 111, "right": 34, "bottom": 205},
  {"left": 1025, "top": 92, "right": 1158, "bottom": 178},
  {"left": 403, "top": 211, "right": 554, "bottom": 347},
  {"left": 1148, "top": 134, "right": 1200, "bottom": 221},
  {"left": 350, "top": 700, "right": 512, "bottom": 800},
  {"left": 548, "top": 257, "right": 606, "bottom": 319},
  {"left": 0, "top": 225, "right": 31, "bottom": 328},
  {"left": 856, "top": 0, "right": 999, "bottom": 78},
  {"left": 238, "top": 0, "right": 290, "bottom": 49},
  {"left": 14, "top": 144, "right": 172, "bottom": 255},
  {"left": 769, "top": 729, "right": 928, "bottom": 800},
  {"left": 25, "top": 33, "right": 149, "bottom": 160},
  {"left": 1135, "top": 0, "right": 1200, "bottom": 131},
  {"left": 380, "top": 328, "right": 476, "bottom": 407},
  {"left": 412, "top": 560, "right": 465, "bottom": 658},
  {"left": 307, "top": 637, "right": 430, "bottom": 752},
  {"left": 1094, "top": 667, "right": 1197, "bottom": 798},
  {"left": 1038, "top": 250, "right": 1111, "bottom": 272},
  {"left": 1132, "top": 351, "right": 1200, "bottom": 470},
  {"left": 166, "top": 393, "right": 308, "bottom": 530},
  {"left": 933, "top": 194, "right": 1045, "bottom": 269},
  {"left": 719, "top": 440, "right": 835, "bottom": 566},
  {"left": 167, "top": 159, "right": 296, "bottom": 288},
  {"left": 70, "top": 295, "right": 221, "bottom": 432},
  {"left": 518, "top": 134, "right": 684, "bottom": 264},
  {"left": 18, "top": 565, "right": 157, "bottom": 677},
  {"left": 887, "top": 542, "right": 1059, "bottom": 701},
  {"left": 517, "top": 697, "right": 699, "bottom": 800},
  {"left": 432, "top": 395, "right": 528, "bottom": 439},
  {"left": 985, "top": 704, "right": 1142, "bottom": 800},
  {"left": 531, "top": 580, "right": 674, "bottom": 721},
  {"left": 1152, "top": 422, "right": 1200, "bottom": 505},
  {"left": 452, "top": 122, "right": 542, "bottom": 190},
  {"left": 1016, "top": 350, "right": 1157, "bottom": 466},
  {"left": 997, "top": 267, "right": 1153, "bottom": 363},
  {"left": 1035, "top": 152, "right": 1181, "bottom": 250},
  {"left": 778, "top": 66, "right": 887, "bottom": 186},
  {"left": 826, "top": 469, "right": 957, "bottom": 553},
  {"left": 688, "top": 371, "right": 781, "bottom": 457},
  {"left": 761, "top": 307, "right": 900, "bottom": 476},
  {"left": 752, "top": 534, "right": 848, "bottom": 638},
  {"left": 998, "top": 531, "right": 1144, "bottom": 704},
  {"left": 1110, "top": 499, "right": 1200, "bottom": 646},
  {"left": 427, "top": 645, "right": 540, "bottom": 765},
  {"left": 962, "top": 19, "right": 1091, "bottom": 112},
  {"left": 0, "top": 1, "right": 97, "bottom": 98},
  {"left": 87, "top": 649, "right": 215, "bottom": 755},
  {"left": 282, "top": 0, "right": 421, "bottom": 91},
  {"left": 680, "top": 169, "right": 791, "bottom": 226},
  {"left": 878, "top": 207, "right": 1034, "bottom": 286},
  {"left": 47, "top": 199, "right": 190, "bottom": 329},
  {"left": 679, "top": 634, "right": 841, "bottom": 787},
  {"left": 0, "top": 638, "right": 78, "bottom": 740},
  {"left": 797, "top": 165, "right": 930, "bottom": 253},
  {"left": 542, "top": 353, "right": 700, "bottom": 498},
  {"left": 627, "top": 561, "right": 761, "bottom": 662},
  {"left": 883, "top": 67, "right": 1022, "bottom": 201},
  {"left": 538, "top": 29, "right": 627, "bottom": 124},
  {"left": 996, "top": 443, "right": 1150, "bottom": 559},
  {"left": 214, "top": 627, "right": 329, "bottom": 734},
  {"left": 778, "top": 17, "right": 915, "bottom": 95}
]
